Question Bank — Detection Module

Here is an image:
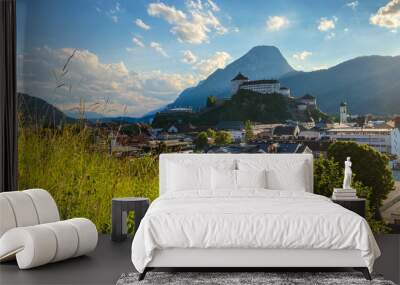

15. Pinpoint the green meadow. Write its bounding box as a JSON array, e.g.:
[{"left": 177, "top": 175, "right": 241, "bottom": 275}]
[{"left": 18, "top": 126, "right": 159, "bottom": 233}]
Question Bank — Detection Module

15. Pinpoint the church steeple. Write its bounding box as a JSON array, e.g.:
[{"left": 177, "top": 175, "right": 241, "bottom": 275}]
[{"left": 340, "top": 102, "right": 348, "bottom": 125}]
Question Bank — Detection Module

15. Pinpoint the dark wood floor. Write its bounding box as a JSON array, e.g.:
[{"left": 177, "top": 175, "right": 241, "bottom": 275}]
[
  {"left": 0, "top": 235, "right": 134, "bottom": 285},
  {"left": 0, "top": 234, "right": 399, "bottom": 285}
]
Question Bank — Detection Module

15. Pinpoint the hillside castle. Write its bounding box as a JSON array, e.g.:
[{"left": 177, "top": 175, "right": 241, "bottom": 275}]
[
  {"left": 231, "top": 72, "right": 317, "bottom": 112},
  {"left": 231, "top": 72, "right": 291, "bottom": 97}
]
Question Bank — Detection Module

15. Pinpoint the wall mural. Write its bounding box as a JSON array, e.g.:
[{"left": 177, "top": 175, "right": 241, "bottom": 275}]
[{"left": 17, "top": 0, "right": 400, "bottom": 233}]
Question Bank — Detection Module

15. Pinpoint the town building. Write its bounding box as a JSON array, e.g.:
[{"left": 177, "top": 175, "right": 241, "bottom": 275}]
[
  {"left": 297, "top": 94, "right": 316, "bottom": 106},
  {"left": 299, "top": 130, "right": 321, "bottom": 140},
  {"left": 166, "top": 123, "right": 196, "bottom": 134},
  {"left": 295, "top": 94, "right": 317, "bottom": 111},
  {"left": 167, "top": 125, "right": 178, "bottom": 133},
  {"left": 206, "top": 142, "right": 311, "bottom": 155},
  {"left": 239, "top": 79, "right": 281, "bottom": 94},
  {"left": 160, "top": 107, "right": 193, "bottom": 114},
  {"left": 326, "top": 127, "right": 400, "bottom": 156},
  {"left": 231, "top": 72, "right": 248, "bottom": 94},
  {"left": 207, "top": 144, "right": 266, "bottom": 154},
  {"left": 252, "top": 123, "right": 282, "bottom": 139},
  {"left": 215, "top": 121, "right": 245, "bottom": 142},
  {"left": 276, "top": 143, "right": 312, "bottom": 154},
  {"left": 279, "top": 87, "right": 291, "bottom": 97},
  {"left": 340, "top": 102, "right": 348, "bottom": 125},
  {"left": 231, "top": 72, "right": 291, "bottom": 96},
  {"left": 273, "top": 125, "right": 301, "bottom": 139},
  {"left": 300, "top": 120, "right": 316, "bottom": 129},
  {"left": 302, "top": 140, "right": 333, "bottom": 158},
  {"left": 297, "top": 104, "right": 308, "bottom": 111}
]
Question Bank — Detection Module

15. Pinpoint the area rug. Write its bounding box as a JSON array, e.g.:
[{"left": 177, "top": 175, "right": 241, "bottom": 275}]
[{"left": 116, "top": 272, "right": 395, "bottom": 285}]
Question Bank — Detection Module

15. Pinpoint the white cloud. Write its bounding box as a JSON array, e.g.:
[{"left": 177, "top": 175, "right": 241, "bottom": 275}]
[
  {"left": 17, "top": 47, "right": 197, "bottom": 116},
  {"left": 147, "top": 2, "right": 227, "bottom": 44},
  {"left": 148, "top": 2, "right": 186, "bottom": 23},
  {"left": 207, "top": 0, "right": 220, "bottom": 12},
  {"left": 135, "top": 18, "right": 151, "bottom": 30},
  {"left": 194, "top": 51, "right": 231, "bottom": 77},
  {"left": 318, "top": 17, "right": 336, "bottom": 32},
  {"left": 370, "top": 0, "right": 400, "bottom": 30},
  {"left": 187, "top": 0, "right": 203, "bottom": 10},
  {"left": 115, "top": 2, "right": 121, "bottom": 12},
  {"left": 182, "top": 50, "right": 198, "bottom": 64},
  {"left": 132, "top": 37, "right": 145, "bottom": 48},
  {"left": 346, "top": 1, "right": 359, "bottom": 10},
  {"left": 266, "top": 16, "right": 290, "bottom": 31},
  {"left": 292, "top": 51, "right": 312, "bottom": 61},
  {"left": 326, "top": 32, "right": 336, "bottom": 39},
  {"left": 150, "top": 42, "right": 168, "bottom": 57},
  {"left": 96, "top": 2, "right": 122, "bottom": 23},
  {"left": 110, "top": 15, "right": 118, "bottom": 23},
  {"left": 107, "top": 2, "right": 121, "bottom": 23},
  {"left": 311, "top": 65, "right": 329, "bottom": 71},
  {"left": 344, "top": 27, "right": 350, "bottom": 32}
]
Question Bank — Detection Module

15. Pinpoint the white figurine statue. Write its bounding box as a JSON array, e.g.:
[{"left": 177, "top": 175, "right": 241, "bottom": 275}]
[{"left": 343, "top": 157, "right": 352, "bottom": 189}]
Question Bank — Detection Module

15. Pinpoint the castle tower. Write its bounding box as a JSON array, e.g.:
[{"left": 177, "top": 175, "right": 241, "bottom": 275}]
[
  {"left": 231, "top": 72, "right": 248, "bottom": 94},
  {"left": 340, "top": 102, "right": 348, "bottom": 125}
]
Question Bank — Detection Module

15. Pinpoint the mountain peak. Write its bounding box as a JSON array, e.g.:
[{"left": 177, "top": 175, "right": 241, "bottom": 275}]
[
  {"left": 244, "top": 45, "right": 282, "bottom": 57},
  {"left": 248, "top": 45, "right": 280, "bottom": 52},
  {"left": 233, "top": 45, "right": 290, "bottom": 72},
  {"left": 172, "top": 45, "right": 294, "bottom": 108}
]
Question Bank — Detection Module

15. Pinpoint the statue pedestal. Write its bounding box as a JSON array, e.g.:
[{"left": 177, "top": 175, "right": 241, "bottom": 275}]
[
  {"left": 332, "top": 188, "right": 357, "bottom": 200},
  {"left": 331, "top": 198, "right": 366, "bottom": 218}
]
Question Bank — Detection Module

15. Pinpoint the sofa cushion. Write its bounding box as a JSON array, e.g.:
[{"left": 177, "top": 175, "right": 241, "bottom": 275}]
[
  {"left": 0, "top": 196, "right": 17, "bottom": 238},
  {"left": 24, "top": 189, "right": 60, "bottom": 224},
  {"left": 0, "top": 192, "right": 39, "bottom": 227}
]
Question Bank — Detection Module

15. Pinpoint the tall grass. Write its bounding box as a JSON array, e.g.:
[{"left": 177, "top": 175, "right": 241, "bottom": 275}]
[{"left": 18, "top": 125, "right": 159, "bottom": 233}]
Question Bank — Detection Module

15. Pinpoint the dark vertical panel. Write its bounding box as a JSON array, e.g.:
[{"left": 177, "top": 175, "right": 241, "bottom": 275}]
[{"left": 0, "top": 0, "right": 17, "bottom": 192}]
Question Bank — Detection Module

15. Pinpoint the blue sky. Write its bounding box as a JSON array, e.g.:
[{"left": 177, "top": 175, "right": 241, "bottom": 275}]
[{"left": 17, "top": 0, "right": 400, "bottom": 116}]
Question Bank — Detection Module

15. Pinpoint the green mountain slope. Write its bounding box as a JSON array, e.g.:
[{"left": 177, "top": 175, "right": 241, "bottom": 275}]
[
  {"left": 18, "top": 93, "right": 75, "bottom": 127},
  {"left": 153, "top": 90, "right": 330, "bottom": 128}
]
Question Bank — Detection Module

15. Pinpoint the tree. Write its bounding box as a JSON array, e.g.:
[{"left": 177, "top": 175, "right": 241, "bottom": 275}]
[
  {"left": 328, "top": 141, "right": 395, "bottom": 220},
  {"left": 215, "top": 131, "right": 232, "bottom": 145},
  {"left": 195, "top": 132, "right": 209, "bottom": 150},
  {"left": 206, "top": 96, "right": 217, "bottom": 107},
  {"left": 206, "top": 128, "right": 216, "bottom": 139},
  {"left": 156, "top": 141, "right": 168, "bottom": 154},
  {"left": 244, "top": 120, "right": 254, "bottom": 142},
  {"left": 313, "top": 155, "right": 391, "bottom": 233},
  {"left": 313, "top": 156, "right": 342, "bottom": 197}
]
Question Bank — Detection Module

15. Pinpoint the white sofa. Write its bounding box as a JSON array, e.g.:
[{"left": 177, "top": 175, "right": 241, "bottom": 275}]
[{"left": 0, "top": 189, "right": 98, "bottom": 269}]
